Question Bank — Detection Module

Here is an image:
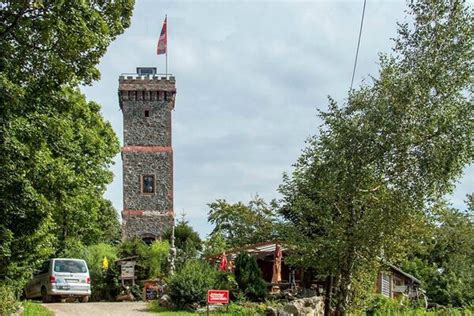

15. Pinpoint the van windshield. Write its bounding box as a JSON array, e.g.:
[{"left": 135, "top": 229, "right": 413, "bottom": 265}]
[{"left": 54, "top": 260, "right": 87, "bottom": 273}]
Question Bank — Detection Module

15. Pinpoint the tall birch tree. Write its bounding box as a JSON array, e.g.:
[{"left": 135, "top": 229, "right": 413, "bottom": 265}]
[{"left": 279, "top": 0, "right": 473, "bottom": 313}]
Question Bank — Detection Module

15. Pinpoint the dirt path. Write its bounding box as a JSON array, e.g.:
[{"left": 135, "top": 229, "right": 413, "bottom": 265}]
[{"left": 43, "top": 302, "right": 152, "bottom": 316}]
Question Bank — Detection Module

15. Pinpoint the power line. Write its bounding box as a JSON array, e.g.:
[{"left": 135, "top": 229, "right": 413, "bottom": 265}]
[{"left": 350, "top": 0, "right": 367, "bottom": 91}]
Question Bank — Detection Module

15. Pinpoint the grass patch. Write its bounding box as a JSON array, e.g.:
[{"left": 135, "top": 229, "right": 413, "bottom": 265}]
[
  {"left": 21, "top": 301, "right": 54, "bottom": 316},
  {"left": 148, "top": 302, "right": 235, "bottom": 315}
]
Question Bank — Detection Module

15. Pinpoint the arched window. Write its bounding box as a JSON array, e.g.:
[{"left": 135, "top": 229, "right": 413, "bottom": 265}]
[{"left": 142, "top": 233, "right": 157, "bottom": 245}]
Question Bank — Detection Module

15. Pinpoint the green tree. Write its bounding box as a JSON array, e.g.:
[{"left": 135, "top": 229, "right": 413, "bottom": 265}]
[
  {"left": 402, "top": 199, "right": 474, "bottom": 307},
  {"left": 203, "top": 229, "right": 227, "bottom": 258},
  {"left": 234, "top": 252, "right": 267, "bottom": 301},
  {"left": 207, "top": 196, "right": 278, "bottom": 248},
  {"left": 0, "top": 0, "right": 134, "bottom": 293},
  {"left": 279, "top": 1, "right": 473, "bottom": 313},
  {"left": 1, "top": 0, "right": 134, "bottom": 87}
]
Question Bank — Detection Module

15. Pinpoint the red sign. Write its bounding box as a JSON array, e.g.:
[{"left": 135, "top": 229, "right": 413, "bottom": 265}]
[{"left": 207, "top": 290, "right": 229, "bottom": 304}]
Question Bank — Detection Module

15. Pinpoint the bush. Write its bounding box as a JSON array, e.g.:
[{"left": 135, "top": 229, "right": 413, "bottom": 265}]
[
  {"left": 168, "top": 260, "right": 218, "bottom": 308},
  {"left": 0, "top": 283, "right": 19, "bottom": 315},
  {"left": 366, "top": 295, "right": 404, "bottom": 315},
  {"left": 143, "top": 240, "right": 170, "bottom": 278},
  {"left": 234, "top": 252, "right": 267, "bottom": 301},
  {"left": 119, "top": 239, "right": 170, "bottom": 280},
  {"left": 215, "top": 271, "right": 238, "bottom": 299},
  {"left": 226, "top": 301, "right": 268, "bottom": 315},
  {"left": 83, "top": 243, "right": 120, "bottom": 301}
]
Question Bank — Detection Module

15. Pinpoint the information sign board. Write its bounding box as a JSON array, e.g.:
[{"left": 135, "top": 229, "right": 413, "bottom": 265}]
[
  {"left": 207, "top": 290, "right": 229, "bottom": 304},
  {"left": 121, "top": 261, "right": 136, "bottom": 279}
]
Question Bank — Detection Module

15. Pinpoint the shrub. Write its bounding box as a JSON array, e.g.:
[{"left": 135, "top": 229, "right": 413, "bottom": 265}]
[
  {"left": 119, "top": 239, "right": 170, "bottom": 280},
  {"left": 142, "top": 240, "right": 170, "bottom": 278},
  {"left": 0, "top": 283, "right": 19, "bottom": 315},
  {"left": 168, "top": 260, "right": 218, "bottom": 308},
  {"left": 215, "top": 271, "right": 238, "bottom": 299},
  {"left": 366, "top": 295, "right": 403, "bottom": 315},
  {"left": 234, "top": 252, "right": 267, "bottom": 301},
  {"left": 83, "top": 243, "right": 120, "bottom": 301},
  {"left": 226, "top": 301, "right": 268, "bottom": 315}
]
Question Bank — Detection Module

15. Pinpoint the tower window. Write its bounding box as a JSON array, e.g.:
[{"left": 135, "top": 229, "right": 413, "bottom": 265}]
[
  {"left": 144, "top": 110, "right": 150, "bottom": 117},
  {"left": 142, "top": 175, "right": 155, "bottom": 194}
]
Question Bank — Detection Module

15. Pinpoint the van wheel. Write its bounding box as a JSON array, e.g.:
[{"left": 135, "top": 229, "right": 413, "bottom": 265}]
[
  {"left": 41, "top": 287, "right": 52, "bottom": 303},
  {"left": 79, "top": 296, "right": 89, "bottom": 303}
]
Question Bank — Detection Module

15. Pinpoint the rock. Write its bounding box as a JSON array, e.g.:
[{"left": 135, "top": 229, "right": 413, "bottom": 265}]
[
  {"left": 196, "top": 304, "right": 221, "bottom": 314},
  {"left": 279, "top": 296, "right": 324, "bottom": 316},
  {"left": 265, "top": 306, "right": 279, "bottom": 316},
  {"left": 158, "top": 294, "right": 173, "bottom": 309},
  {"left": 116, "top": 292, "right": 134, "bottom": 302},
  {"left": 283, "top": 301, "right": 302, "bottom": 315}
]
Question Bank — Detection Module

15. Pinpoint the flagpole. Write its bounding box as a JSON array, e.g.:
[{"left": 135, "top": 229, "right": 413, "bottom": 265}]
[{"left": 165, "top": 14, "right": 168, "bottom": 77}]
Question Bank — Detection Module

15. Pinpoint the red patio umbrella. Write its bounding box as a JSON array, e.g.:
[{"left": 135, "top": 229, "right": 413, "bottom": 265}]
[
  {"left": 271, "top": 244, "right": 282, "bottom": 288},
  {"left": 219, "top": 252, "right": 227, "bottom": 271}
]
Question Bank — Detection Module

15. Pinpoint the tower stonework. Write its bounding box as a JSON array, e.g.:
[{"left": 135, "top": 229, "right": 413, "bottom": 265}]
[{"left": 118, "top": 69, "right": 176, "bottom": 241}]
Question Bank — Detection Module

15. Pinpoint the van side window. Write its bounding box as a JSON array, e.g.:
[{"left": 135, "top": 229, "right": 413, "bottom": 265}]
[{"left": 38, "top": 261, "right": 49, "bottom": 274}]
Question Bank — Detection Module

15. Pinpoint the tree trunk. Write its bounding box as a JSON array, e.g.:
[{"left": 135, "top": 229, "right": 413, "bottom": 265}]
[
  {"left": 324, "top": 275, "right": 333, "bottom": 316},
  {"left": 334, "top": 268, "right": 353, "bottom": 316},
  {"left": 334, "top": 206, "right": 357, "bottom": 315}
]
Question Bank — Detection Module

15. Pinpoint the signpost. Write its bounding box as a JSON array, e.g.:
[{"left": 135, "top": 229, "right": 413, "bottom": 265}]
[
  {"left": 207, "top": 290, "right": 229, "bottom": 315},
  {"left": 120, "top": 261, "right": 136, "bottom": 286}
]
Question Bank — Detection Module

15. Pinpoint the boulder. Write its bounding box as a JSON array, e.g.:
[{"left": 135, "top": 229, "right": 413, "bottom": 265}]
[
  {"left": 279, "top": 296, "right": 324, "bottom": 316},
  {"left": 265, "top": 306, "right": 279, "bottom": 316},
  {"left": 158, "top": 294, "right": 173, "bottom": 309}
]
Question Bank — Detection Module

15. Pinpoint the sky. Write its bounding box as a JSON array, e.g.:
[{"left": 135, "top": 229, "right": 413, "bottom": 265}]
[{"left": 81, "top": 0, "right": 473, "bottom": 238}]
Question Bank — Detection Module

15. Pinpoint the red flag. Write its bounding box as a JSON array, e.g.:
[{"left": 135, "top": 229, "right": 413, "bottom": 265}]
[
  {"left": 157, "top": 17, "right": 167, "bottom": 55},
  {"left": 219, "top": 252, "right": 227, "bottom": 271}
]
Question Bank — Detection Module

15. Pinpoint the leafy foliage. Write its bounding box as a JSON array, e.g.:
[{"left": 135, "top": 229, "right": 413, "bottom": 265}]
[
  {"left": 0, "top": 0, "right": 134, "bottom": 87},
  {"left": 401, "top": 200, "right": 474, "bottom": 307},
  {"left": 214, "top": 271, "right": 238, "bottom": 299},
  {"left": 234, "top": 252, "right": 267, "bottom": 301},
  {"left": 83, "top": 243, "right": 120, "bottom": 301},
  {"left": 119, "top": 239, "right": 170, "bottom": 280},
  {"left": 0, "top": 0, "right": 133, "bottom": 294},
  {"left": 0, "top": 283, "right": 19, "bottom": 315},
  {"left": 203, "top": 229, "right": 227, "bottom": 258},
  {"left": 168, "top": 260, "right": 218, "bottom": 308},
  {"left": 207, "top": 196, "right": 278, "bottom": 249},
  {"left": 279, "top": 0, "right": 473, "bottom": 313},
  {"left": 366, "top": 295, "right": 474, "bottom": 316}
]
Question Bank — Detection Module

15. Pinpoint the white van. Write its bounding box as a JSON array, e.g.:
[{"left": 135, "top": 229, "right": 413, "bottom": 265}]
[{"left": 24, "top": 258, "right": 91, "bottom": 303}]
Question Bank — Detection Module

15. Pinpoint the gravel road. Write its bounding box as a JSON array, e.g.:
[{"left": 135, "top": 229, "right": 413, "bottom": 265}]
[{"left": 43, "top": 302, "right": 152, "bottom": 316}]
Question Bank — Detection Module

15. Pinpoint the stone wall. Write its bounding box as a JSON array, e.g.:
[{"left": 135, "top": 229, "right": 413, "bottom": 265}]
[
  {"left": 122, "top": 213, "right": 174, "bottom": 240},
  {"left": 122, "top": 99, "right": 171, "bottom": 146},
  {"left": 122, "top": 152, "right": 173, "bottom": 212}
]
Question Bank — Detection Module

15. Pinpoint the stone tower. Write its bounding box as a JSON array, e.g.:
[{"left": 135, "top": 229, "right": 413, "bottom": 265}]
[{"left": 118, "top": 68, "right": 176, "bottom": 242}]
